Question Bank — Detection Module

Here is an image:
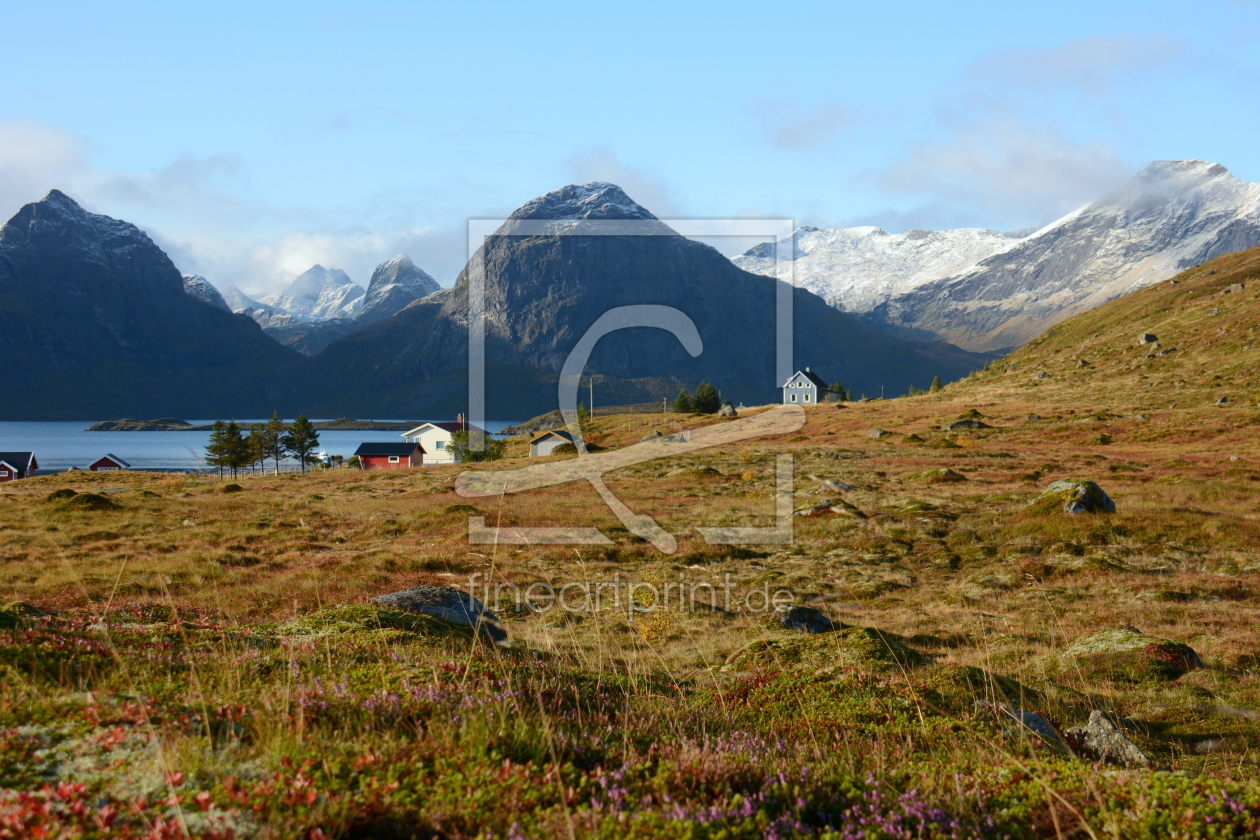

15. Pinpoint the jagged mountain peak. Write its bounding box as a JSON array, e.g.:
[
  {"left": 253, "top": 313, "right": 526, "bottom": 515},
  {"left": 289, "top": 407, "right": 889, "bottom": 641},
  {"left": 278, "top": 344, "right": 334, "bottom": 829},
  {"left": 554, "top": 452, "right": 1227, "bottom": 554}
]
[
  {"left": 259, "top": 264, "right": 364, "bottom": 322},
  {"left": 507, "top": 182, "right": 659, "bottom": 222},
  {"left": 181, "top": 274, "right": 231, "bottom": 313},
  {"left": 1134, "top": 159, "right": 1232, "bottom": 184},
  {"left": 357, "top": 254, "right": 441, "bottom": 326}
]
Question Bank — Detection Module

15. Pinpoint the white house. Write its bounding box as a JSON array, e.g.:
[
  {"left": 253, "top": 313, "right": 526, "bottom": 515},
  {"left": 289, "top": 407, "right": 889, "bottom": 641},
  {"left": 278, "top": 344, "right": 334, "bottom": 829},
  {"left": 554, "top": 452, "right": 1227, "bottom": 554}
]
[
  {"left": 399, "top": 415, "right": 485, "bottom": 465},
  {"left": 529, "top": 429, "right": 581, "bottom": 457},
  {"left": 781, "top": 368, "right": 836, "bottom": 405}
]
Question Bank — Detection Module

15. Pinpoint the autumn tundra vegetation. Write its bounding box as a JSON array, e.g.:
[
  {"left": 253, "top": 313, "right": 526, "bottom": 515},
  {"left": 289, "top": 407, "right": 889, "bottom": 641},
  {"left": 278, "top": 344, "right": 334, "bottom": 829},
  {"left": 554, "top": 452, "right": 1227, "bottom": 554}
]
[{"left": 3, "top": 248, "right": 1260, "bottom": 837}]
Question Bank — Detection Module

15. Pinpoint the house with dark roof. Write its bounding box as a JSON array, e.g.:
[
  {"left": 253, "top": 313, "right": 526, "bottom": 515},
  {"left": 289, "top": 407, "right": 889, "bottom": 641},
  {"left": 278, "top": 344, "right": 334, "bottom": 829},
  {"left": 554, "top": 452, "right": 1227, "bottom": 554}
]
[
  {"left": 400, "top": 414, "right": 486, "bottom": 465},
  {"left": 354, "top": 442, "right": 425, "bottom": 470},
  {"left": 529, "top": 429, "right": 581, "bottom": 457},
  {"left": 90, "top": 454, "right": 130, "bottom": 471},
  {"left": 781, "top": 368, "right": 838, "bottom": 405},
  {"left": 0, "top": 452, "right": 37, "bottom": 482}
]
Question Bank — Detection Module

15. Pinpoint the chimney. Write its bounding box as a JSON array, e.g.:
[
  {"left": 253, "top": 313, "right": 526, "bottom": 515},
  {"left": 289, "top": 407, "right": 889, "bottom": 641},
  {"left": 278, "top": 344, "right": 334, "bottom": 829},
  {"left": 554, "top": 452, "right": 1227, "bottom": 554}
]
[{"left": 457, "top": 413, "right": 464, "bottom": 429}]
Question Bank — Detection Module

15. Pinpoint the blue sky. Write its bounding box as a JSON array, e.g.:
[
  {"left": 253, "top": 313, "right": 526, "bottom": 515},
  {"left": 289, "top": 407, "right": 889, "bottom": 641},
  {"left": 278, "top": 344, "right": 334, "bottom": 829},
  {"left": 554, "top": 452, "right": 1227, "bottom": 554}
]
[{"left": 2, "top": 0, "right": 1258, "bottom": 292}]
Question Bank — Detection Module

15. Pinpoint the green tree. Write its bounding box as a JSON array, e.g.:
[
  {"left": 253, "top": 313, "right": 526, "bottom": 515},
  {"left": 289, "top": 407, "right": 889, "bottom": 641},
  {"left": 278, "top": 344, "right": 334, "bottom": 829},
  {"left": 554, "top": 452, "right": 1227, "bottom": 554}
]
[
  {"left": 693, "top": 381, "right": 721, "bottom": 414},
  {"left": 576, "top": 401, "right": 590, "bottom": 431},
  {"left": 204, "top": 420, "right": 230, "bottom": 477},
  {"left": 672, "top": 389, "right": 694, "bottom": 414},
  {"left": 259, "top": 411, "right": 287, "bottom": 474},
  {"left": 449, "top": 429, "right": 505, "bottom": 462},
  {"left": 830, "top": 382, "right": 850, "bottom": 402},
  {"left": 245, "top": 427, "right": 267, "bottom": 475},
  {"left": 930, "top": 375, "right": 944, "bottom": 393},
  {"left": 283, "top": 415, "right": 321, "bottom": 472}
]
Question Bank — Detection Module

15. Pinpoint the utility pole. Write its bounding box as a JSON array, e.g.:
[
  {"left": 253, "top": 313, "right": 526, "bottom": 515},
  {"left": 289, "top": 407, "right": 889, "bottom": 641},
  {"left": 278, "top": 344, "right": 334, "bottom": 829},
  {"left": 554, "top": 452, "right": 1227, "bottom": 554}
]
[{"left": 590, "top": 378, "right": 594, "bottom": 418}]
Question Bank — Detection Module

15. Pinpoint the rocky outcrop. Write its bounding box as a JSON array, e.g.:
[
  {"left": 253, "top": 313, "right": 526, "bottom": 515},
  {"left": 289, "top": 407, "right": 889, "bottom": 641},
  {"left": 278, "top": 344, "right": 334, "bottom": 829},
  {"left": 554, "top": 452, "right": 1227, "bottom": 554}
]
[{"left": 1030, "top": 480, "right": 1116, "bottom": 515}]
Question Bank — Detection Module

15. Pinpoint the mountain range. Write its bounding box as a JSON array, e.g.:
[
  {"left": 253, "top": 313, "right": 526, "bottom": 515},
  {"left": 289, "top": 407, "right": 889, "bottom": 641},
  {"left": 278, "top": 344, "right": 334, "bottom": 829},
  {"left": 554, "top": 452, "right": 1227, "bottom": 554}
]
[{"left": 735, "top": 160, "right": 1260, "bottom": 353}]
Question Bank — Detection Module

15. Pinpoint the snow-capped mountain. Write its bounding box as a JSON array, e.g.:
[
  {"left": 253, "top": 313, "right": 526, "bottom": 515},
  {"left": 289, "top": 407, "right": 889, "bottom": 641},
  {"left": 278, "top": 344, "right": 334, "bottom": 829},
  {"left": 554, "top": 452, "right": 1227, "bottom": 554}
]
[
  {"left": 357, "top": 255, "right": 441, "bottom": 325},
  {"left": 258, "top": 265, "right": 364, "bottom": 321},
  {"left": 181, "top": 274, "right": 231, "bottom": 312},
  {"left": 733, "top": 226, "right": 1027, "bottom": 314},
  {"left": 871, "top": 160, "right": 1260, "bottom": 352},
  {"left": 736, "top": 160, "right": 1260, "bottom": 353}
]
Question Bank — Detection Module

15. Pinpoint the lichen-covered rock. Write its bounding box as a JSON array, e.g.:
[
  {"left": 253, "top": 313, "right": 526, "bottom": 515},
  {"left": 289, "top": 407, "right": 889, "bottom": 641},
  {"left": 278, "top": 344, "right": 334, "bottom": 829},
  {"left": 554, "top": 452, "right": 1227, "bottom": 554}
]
[
  {"left": 943, "top": 419, "right": 992, "bottom": 430},
  {"left": 1065, "top": 710, "right": 1149, "bottom": 767},
  {"left": 912, "top": 468, "right": 967, "bottom": 484},
  {"left": 724, "top": 626, "right": 928, "bottom": 674},
  {"left": 718, "top": 403, "right": 738, "bottom": 417},
  {"left": 772, "top": 605, "right": 838, "bottom": 634},
  {"left": 794, "top": 497, "right": 867, "bottom": 519},
  {"left": 866, "top": 428, "right": 890, "bottom": 439},
  {"left": 1029, "top": 479, "right": 1116, "bottom": 515},
  {"left": 370, "top": 585, "right": 507, "bottom": 641},
  {"left": 0, "top": 601, "right": 48, "bottom": 630},
  {"left": 1062, "top": 627, "right": 1202, "bottom": 682}
]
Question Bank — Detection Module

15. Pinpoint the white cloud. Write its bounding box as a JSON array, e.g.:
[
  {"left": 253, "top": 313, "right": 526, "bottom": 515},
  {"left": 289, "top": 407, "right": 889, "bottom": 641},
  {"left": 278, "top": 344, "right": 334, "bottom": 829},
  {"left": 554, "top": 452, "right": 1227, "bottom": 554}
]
[
  {"left": 0, "top": 119, "right": 89, "bottom": 215},
  {"left": 753, "top": 101, "right": 850, "bottom": 150},
  {"left": 566, "top": 146, "right": 681, "bottom": 217},
  {"left": 966, "top": 35, "right": 1183, "bottom": 97}
]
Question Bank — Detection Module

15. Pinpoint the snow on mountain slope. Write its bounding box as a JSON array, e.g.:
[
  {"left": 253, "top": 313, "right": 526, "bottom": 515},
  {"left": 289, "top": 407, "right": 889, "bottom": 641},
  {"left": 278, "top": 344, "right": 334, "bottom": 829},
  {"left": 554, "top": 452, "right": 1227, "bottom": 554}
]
[
  {"left": 733, "top": 226, "right": 1026, "bottom": 313},
  {"left": 357, "top": 255, "right": 441, "bottom": 325},
  {"left": 873, "top": 160, "right": 1260, "bottom": 352},
  {"left": 259, "top": 264, "right": 364, "bottom": 321},
  {"left": 181, "top": 274, "right": 231, "bottom": 312}
]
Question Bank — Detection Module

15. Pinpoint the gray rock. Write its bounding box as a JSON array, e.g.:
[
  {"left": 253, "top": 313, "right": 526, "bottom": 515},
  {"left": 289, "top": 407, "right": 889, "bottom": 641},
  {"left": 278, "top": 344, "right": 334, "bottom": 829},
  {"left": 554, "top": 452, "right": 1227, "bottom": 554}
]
[
  {"left": 866, "top": 428, "right": 889, "bottom": 439},
  {"left": 1033, "top": 371, "right": 1050, "bottom": 380},
  {"left": 1216, "top": 396, "right": 1229, "bottom": 405},
  {"left": 1026, "top": 413, "right": 1042, "bottom": 420},
  {"left": 1137, "top": 332, "right": 1159, "bottom": 344},
  {"left": 1226, "top": 282, "right": 1246, "bottom": 294},
  {"left": 1134, "top": 413, "right": 1148, "bottom": 421},
  {"left": 1065, "top": 710, "right": 1149, "bottom": 767},
  {"left": 640, "top": 430, "right": 664, "bottom": 442},
  {"left": 1036, "top": 479, "right": 1116, "bottom": 514},
  {"left": 943, "top": 419, "right": 992, "bottom": 430},
  {"left": 370, "top": 585, "right": 507, "bottom": 641},
  {"left": 978, "top": 702, "right": 1069, "bottom": 754},
  {"left": 773, "top": 604, "right": 837, "bottom": 634},
  {"left": 718, "top": 402, "right": 738, "bottom": 417},
  {"left": 1076, "top": 359, "right": 1090, "bottom": 367}
]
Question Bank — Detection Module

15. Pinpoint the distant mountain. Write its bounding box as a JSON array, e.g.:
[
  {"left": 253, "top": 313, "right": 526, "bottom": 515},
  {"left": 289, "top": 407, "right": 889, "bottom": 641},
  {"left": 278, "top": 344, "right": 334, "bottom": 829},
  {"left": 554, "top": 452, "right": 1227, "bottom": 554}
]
[
  {"left": 258, "top": 265, "right": 364, "bottom": 321},
  {"left": 739, "top": 160, "right": 1260, "bottom": 354},
  {"left": 181, "top": 274, "right": 231, "bottom": 312},
  {"left": 222, "top": 285, "right": 266, "bottom": 313},
  {"left": 358, "top": 255, "right": 441, "bottom": 325},
  {"left": 869, "top": 160, "right": 1260, "bottom": 352},
  {"left": 301, "top": 182, "right": 990, "bottom": 417},
  {"left": 261, "top": 254, "right": 442, "bottom": 355},
  {"left": 734, "top": 226, "right": 1026, "bottom": 314},
  {"left": 0, "top": 191, "right": 300, "bottom": 419}
]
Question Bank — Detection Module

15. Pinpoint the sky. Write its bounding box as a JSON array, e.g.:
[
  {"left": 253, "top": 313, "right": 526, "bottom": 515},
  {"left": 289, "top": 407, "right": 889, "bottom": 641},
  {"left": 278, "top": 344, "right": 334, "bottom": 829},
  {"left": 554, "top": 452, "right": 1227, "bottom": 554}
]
[{"left": 2, "top": 0, "right": 1259, "bottom": 294}]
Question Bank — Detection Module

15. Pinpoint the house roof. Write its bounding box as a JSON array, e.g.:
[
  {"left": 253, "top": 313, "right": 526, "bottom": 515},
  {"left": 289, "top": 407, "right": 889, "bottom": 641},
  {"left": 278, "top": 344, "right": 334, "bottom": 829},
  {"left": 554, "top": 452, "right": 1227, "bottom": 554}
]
[
  {"left": 782, "top": 368, "right": 830, "bottom": 389},
  {"left": 95, "top": 453, "right": 130, "bottom": 468},
  {"left": 354, "top": 442, "right": 425, "bottom": 457},
  {"left": 400, "top": 420, "right": 487, "bottom": 438},
  {"left": 529, "top": 429, "right": 576, "bottom": 444},
  {"left": 0, "top": 452, "right": 36, "bottom": 471}
]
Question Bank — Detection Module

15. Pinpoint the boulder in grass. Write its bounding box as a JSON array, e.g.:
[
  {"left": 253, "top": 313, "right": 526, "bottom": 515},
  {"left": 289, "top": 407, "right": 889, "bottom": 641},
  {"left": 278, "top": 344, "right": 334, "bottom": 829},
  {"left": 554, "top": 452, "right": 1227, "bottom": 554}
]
[
  {"left": 1137, "top": 333, "right": 1159, "bottom": 345},
  {"left": 718, "top": 403, "right": 738, "bottom": 417},
  {"left": 773, "top": 604, "right": 838, "bottom": 634},
  {"left": 370, "top": 585, "right": 507, "bottom": 642},
  {"left": 1062, "top": 627, "right": 1202, "bottom": 682},
  {"left": 943, "top": 419, "right": 992, "bottom": 431},
  {"left": 1029, "top": 479, "right": 1115, "bottom": 515},
  {"left": 1065, "top": 710, "right": 1149, "bottom": 767},
  {"left": 724, "top": 626, "right": 928, "bottom": 674}
]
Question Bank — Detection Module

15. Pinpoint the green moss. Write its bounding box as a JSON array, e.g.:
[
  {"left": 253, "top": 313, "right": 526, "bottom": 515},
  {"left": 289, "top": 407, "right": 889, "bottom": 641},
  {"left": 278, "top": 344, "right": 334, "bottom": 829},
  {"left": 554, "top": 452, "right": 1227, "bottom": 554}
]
[
  {"left": 724, "top": 626, "right": 929, "bottom": 674},
  {"left": 280, "top": 604, "right": 474, "bottom": 640},
  {"left": 1060, "top": 628, "right": 1202, "bottom": 682}
]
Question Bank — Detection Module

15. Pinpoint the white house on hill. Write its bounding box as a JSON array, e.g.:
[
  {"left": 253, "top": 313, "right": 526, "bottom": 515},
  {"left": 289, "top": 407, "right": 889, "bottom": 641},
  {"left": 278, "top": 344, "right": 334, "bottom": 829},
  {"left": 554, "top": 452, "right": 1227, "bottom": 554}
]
[
  {"left": 400, "top": 415, "right": 486, "bottom": 465},
  {"left": 782, "top": 368, "right": 838, "bottom": 405}
]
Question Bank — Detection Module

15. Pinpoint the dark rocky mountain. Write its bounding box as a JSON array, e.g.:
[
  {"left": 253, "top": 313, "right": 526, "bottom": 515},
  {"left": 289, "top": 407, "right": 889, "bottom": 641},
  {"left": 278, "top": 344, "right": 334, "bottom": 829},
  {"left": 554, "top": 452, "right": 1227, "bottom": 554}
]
[
  {"left": 0, "top": 191, "right": 300, "bottom": 419},
  {"left": 301, "top": 183, "right": 990, "bottom": 418},
  {"left": 181, "top": 274, "right": 231, "bottom": 312},
  {"left": 263, "top": 254, "right": 442, "bottom": 355},
  {"left": 862, "top": 160, "right": 1260, "bottom": 353}
]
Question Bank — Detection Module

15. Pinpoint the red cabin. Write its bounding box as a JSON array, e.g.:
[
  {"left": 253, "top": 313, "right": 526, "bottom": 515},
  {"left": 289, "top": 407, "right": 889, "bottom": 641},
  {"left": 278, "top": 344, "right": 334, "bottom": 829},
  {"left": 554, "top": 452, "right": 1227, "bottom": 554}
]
[
  {"left": 90, "top": 454, "right": 131, "bottom": 472},
  {"left": 0, "top": 452, "right": 37, "bottom": 482},
  {"left": 353, "top": 442, "right": 424, "bottom": 470}
]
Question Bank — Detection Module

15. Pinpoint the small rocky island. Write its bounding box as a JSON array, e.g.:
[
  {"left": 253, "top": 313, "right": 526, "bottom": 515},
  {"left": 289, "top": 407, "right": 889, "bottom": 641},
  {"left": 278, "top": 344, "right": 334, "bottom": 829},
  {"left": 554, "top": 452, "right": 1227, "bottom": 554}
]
[{"left": 87, "top": 417, "right": 422, "bottom": 432}]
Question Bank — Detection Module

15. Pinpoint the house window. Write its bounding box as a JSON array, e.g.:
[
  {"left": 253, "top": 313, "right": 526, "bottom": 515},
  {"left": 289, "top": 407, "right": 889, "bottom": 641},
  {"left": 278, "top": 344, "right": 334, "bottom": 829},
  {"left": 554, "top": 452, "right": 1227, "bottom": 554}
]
[
  {"left": 804, "top": 394, "right": 811, "bottom": 403},
  {"left": 790, "top": 394, "right": 797, "bottom": 402},
  {"left": 0, "top": 471, "right": 8, "bottom": 478},
  {"left": 388, "top": 456, "right": 400, "bottom": 463},
  {"left": 436, "top": 441, "right": 445, "bottom": 450}
]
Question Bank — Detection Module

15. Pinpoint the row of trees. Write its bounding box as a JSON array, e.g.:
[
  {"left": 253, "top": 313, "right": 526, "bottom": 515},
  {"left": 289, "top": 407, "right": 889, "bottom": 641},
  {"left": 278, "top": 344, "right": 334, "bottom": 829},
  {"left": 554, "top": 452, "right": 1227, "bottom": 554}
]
[
  {"left": 672, "top": 381, "right": 723, "bottom": 414},
  {"left": 204, "top": 412, "right": 322, "bottom": 477}
]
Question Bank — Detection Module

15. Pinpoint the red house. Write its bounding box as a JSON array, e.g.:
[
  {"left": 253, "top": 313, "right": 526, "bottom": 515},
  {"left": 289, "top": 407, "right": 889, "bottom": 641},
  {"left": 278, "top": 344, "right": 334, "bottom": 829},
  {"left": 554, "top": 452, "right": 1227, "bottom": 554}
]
[
  {"left": 90, "top": 454, "right": 131, "bottom": 471},
  {"left": 353, "top": 442, "right": 425, "bottom": 470},
  {"left": 0, "top": 452, "right": 37, "bottom": 483}
]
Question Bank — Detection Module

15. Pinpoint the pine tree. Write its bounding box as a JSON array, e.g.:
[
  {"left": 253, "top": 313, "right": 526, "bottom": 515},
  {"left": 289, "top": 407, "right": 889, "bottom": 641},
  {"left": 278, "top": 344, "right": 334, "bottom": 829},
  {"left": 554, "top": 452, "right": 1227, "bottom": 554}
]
[
  {"left": 205, "top": 420, "right": 229, "bottom": 477},
  {"left": 260, "top": 411, "right": 287, "bottom": 474},
  {"left": 283, "top": 415, "right": 320, "bottom": 472},
  {"left": 245, "top": 428, "right": 267, "bottom": 474},
  {"left": 221, "top": 421, "right": 250, "bottom": 478},
  {"left": 672, "top": 389, "right": 694, "bottom": 414},
  {"left": 693, "top": 381, "right": 721, "bottom": 414},
  {"left": 930, "top": 375, "right": 944, "bottom": 393},
  {"left": 576, "top": 401, "right": 590, "bottom": 431},
  {"left": 830, "top": 381, "right": 850, "bottom": 402}
]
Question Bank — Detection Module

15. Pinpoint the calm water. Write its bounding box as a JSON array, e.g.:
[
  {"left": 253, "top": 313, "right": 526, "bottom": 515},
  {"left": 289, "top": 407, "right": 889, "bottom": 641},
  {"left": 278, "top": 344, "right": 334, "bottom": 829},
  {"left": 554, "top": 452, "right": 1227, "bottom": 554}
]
[{"left": 0, "top": 420, "right": 520, "bottom": 473}]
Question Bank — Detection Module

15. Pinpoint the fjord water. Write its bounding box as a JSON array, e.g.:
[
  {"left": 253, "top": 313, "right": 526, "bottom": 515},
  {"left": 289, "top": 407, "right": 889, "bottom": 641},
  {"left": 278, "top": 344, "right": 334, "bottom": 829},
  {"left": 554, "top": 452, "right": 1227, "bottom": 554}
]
[{"left": 0, "top": 421, "right": 519, "bottom": 472}]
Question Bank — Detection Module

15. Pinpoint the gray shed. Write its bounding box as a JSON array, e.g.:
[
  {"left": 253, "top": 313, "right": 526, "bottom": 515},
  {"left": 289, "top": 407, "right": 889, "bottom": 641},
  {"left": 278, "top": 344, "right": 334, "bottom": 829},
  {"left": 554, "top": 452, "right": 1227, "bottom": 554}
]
[{"left": 530, "top": 429, "right": 580, "bottom": 457}]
